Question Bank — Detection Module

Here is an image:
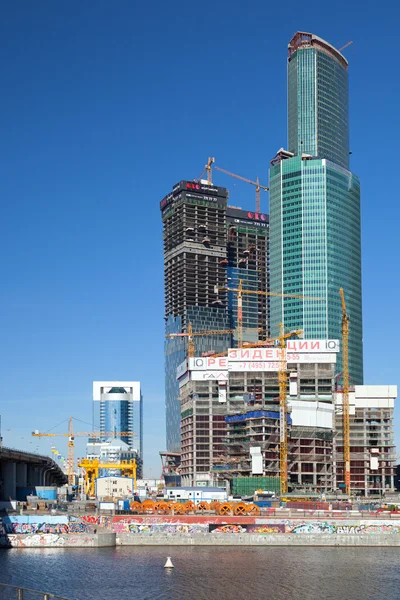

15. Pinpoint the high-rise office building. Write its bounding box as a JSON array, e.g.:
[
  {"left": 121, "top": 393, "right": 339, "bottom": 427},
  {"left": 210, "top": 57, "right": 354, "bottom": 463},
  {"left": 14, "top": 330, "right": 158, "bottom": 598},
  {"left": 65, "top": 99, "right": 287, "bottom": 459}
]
[
  {"left": 93, "top": 381, "right": 143, "bottom": 476},
  {"left": 269, "top": 32, "right": 363, "bottom": 384},
  {"left": 161, "top": 181, "right": 231, "bottom": 452},
  {"left": 161, "top": 182, "right": 270, "bottom": 451}
]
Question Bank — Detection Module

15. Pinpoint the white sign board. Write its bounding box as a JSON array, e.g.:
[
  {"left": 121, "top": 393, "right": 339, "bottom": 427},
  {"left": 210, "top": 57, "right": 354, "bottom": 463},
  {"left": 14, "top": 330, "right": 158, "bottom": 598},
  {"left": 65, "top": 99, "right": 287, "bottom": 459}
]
[
  {"left": 287, "top": 353, "right": 337, "bottom": 364},
  {"left": 189, "top": 357, "right": 229, "bottom": 370},
  {"left": 230, "top": 361, "right": 286, "bottom": 372},
  {"left": 228, "top": 348, "right": 284, "bottom": 361},
  {"left": 286, "top": 340, "right": 340, "bottom": 353},
  {"left": 189, "top": 371, "right": 229, "bottom": 381}
]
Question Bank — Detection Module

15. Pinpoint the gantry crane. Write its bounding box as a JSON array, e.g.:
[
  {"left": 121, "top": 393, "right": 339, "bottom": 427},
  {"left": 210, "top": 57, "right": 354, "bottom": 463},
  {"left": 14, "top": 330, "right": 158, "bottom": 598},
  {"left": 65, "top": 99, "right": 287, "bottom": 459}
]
[
  {"left": 166, "top": 322, "right": 260, "bottom": 358},
  {"left": 339, "top": 287, "right": 351, "bottom": 495},
  {"left": 32, "top": 417, "right": 135, "bottom": 486},
  {"left": 199, "top": 157, "right": 269, "bottom": 213},
  {"left": 78, "top": 458, "right": 137, "bottom": 498}
]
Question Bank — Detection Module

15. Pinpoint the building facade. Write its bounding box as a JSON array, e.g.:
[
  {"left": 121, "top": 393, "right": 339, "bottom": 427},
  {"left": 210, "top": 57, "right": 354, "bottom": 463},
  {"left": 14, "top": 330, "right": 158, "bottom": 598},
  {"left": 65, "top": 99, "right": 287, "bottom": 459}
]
[
  {"left": 334, "top": 385, "right": 397, "bottom": 495},
  {"left": 161, "top": 182, "right": 270, "bottom": 451},
  {"left": 269, "top": 32, "right": 363, "bottom": 384},
  {"left": 225, "top": 207, "right": 270, "bottom": 344},
  {"left": 93, "top": 381, "right": 143, "bottom": 476},
  {"left": 178, "top": 342, "right": 338, "bottom": 491}
]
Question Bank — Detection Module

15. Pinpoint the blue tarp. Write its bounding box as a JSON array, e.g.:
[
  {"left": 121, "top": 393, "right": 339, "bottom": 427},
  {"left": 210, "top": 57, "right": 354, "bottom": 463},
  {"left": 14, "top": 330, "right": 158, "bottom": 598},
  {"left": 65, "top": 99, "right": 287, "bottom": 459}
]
[{"left": 226, "top": 410, "right": 292, "bottom": 425}]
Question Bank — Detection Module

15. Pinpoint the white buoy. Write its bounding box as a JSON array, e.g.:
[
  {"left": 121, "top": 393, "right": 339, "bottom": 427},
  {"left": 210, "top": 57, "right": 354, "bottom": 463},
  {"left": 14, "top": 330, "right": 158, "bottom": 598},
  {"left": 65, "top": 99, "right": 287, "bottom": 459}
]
[{"left": 164, "top": 557, "right": 174, "bottom": 568}]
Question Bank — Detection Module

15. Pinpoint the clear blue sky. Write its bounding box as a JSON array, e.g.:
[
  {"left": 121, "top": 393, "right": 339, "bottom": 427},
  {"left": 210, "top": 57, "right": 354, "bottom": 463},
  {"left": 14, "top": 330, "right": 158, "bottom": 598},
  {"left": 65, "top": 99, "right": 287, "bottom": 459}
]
[{"left": 1, "top": 0, "right": 399, "bottom": 476}]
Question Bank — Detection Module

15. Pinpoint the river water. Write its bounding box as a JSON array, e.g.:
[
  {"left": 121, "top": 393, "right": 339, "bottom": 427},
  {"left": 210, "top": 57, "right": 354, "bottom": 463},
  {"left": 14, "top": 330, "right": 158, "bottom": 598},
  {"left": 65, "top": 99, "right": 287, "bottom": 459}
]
[{"left": 1, "top": 546, "right": 400, "bottom": 600}]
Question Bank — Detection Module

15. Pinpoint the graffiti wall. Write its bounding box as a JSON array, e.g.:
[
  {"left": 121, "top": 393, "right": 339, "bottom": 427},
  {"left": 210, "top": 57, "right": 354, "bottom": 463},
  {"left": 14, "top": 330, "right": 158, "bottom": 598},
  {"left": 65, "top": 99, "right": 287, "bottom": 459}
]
[
  {"left": 112, "top": 520, "right": 207, "bottom": 534},
  {"left": 0, "top": 515, "right": 90, "bottom": 534},
  {"left": 111, "top": 516, "right": 400, "bottom": 536}
]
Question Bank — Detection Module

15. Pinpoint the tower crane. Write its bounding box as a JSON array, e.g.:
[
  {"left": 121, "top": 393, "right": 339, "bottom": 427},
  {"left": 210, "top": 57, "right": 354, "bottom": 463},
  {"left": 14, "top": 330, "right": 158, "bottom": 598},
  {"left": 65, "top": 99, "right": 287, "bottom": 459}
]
[
  {"left": 32, "top": 417, "right": 135, "bottom": 486},
  {"left": 214, "top": 279, "right": 323, "bottom": 348},
  {"left": 197, "top": 158, "right": 269, "bottom": 213},
  {"left": 211, "top": 279, "right": 322, "bottom": 495},
  {"left": 339, "top": 287, "right": 351, "bottom": 495},
  {"left": 214, "top": 165, "right": 269, "bottom": 214},
  {"left": 166, "top": 322, "right": 260, "bottom": 358}
]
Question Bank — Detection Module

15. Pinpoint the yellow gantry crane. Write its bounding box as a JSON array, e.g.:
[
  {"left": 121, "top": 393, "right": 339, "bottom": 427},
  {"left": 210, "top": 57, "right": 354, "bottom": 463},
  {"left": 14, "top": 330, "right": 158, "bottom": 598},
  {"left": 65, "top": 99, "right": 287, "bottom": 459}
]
[
  {"left": 339, "top": 288, "right": 351, "bottom": 495},
  {"left": 166, "top": 322, "right": 260, "bottom": 358},
  {"left": 200, "top": 157, "right": 269, "bottom": 213},
  {"left": 32, "top": 417, "right": 135, "bottom": 486},
  {"left": 78, "top": 458, "right": 137, "bottom": 498}
]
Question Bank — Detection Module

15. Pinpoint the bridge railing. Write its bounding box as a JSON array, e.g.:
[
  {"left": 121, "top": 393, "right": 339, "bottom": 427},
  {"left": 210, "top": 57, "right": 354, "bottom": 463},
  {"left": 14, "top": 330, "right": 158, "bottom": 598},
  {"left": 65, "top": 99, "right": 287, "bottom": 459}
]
[{"left": 0, "top": 583, "right": 68, "bottom": 600}]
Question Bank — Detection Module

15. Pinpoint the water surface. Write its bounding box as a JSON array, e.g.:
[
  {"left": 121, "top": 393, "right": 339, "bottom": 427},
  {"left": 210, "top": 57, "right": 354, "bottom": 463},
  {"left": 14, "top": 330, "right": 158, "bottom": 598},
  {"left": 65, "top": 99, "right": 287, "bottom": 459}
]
[{"left": 1, "top": 546, "right": 399, "bottom": 600}]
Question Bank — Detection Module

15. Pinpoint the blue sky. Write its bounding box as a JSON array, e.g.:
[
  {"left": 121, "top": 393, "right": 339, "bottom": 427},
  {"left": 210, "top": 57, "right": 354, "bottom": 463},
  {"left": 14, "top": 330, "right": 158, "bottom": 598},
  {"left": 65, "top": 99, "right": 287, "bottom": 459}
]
[{"left": 1, "top": 0, "right": 399, "bottom": 476}]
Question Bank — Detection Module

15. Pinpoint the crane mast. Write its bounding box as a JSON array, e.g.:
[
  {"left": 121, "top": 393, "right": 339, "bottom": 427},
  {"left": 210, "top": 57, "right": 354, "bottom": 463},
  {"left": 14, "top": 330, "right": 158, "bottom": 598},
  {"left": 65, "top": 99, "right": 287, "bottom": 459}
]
[
  {"left": 339, "top": 287, "right": 351, "bottom": 495},
  {"left": 278, "top": 323, "right": 288, "bottom": 495},
  {"left": 32, "top": 419, "right": 136, "bottom": 486}
]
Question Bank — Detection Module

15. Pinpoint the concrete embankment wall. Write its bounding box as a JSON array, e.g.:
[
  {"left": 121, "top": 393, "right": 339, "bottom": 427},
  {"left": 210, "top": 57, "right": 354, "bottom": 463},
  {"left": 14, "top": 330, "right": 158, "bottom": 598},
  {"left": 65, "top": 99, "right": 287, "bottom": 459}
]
[
  {"left": 116, "top": 533, "right": 400, "bottom": 546},
  {"left": 0, "top": 533, "right": 115, "bottom": 548}
]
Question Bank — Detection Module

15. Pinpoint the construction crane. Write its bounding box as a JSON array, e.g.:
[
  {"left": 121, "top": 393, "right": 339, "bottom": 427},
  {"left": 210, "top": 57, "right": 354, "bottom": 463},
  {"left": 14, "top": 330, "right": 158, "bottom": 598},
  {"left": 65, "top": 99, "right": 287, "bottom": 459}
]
[
  {"left": 198, "top": 158, "right": 269, "bottom": 213},
  {"left": 205, "top": 324, "right": 302, "bottom": 495},
  {"left": 166, "top": 322, "right": 260, "bottom": 358},
  {"left": 339, "top": 287, "right": 351, "bottom": 495},
  {"left": 214, "top": 165, "right": 269, "bottom": 214},
  {"left": 32, "top": 417, "right": 135, "bottom": 486},
  {"left": 214, "top": 279, "right": 323, "bottom": 348},
  {"left": 78, "top": 458, "right": 137, "bottom": 498},
  {"left": 339, "top": 41, "right": 353, "bottom": 52}
]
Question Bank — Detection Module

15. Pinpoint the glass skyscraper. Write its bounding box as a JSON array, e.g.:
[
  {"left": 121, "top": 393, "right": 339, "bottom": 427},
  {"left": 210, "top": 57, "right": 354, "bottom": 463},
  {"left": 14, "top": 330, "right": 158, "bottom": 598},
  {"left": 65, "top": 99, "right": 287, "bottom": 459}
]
[
  {"left": 269, "top": 32, "right": 363, "bottom": 384},
  {"left": 93, "top": 381, "right": 143, "bottom": 476}
]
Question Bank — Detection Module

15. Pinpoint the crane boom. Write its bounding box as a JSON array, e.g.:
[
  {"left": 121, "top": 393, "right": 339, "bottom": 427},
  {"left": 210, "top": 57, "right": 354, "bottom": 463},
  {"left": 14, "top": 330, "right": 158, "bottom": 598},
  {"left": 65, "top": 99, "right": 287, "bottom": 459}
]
[
  {"left": 339, "top": 287, "right": 351, "bottom": 495},
  {"left": 32, "top": 419, "right": 136, "bottom": 487},
  {"left": 214, "top": 165, "right": 269, "bottom": 192},
  {"left": 214, "top": 279, "right": 323, "bottom": 349},
  {"left": 166, "top": 321, "right": 260, "bottom": 358}
]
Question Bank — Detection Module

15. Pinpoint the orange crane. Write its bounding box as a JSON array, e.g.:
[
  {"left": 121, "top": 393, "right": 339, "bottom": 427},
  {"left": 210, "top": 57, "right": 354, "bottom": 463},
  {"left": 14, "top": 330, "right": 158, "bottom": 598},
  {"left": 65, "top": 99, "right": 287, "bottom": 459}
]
[
  {"left": 166, "top": 322, "right": 260, "bottom": 358},
  {"left": 198, "top": 158, "right": 269, "bottom": 213},
  {"left": 339, "top": 288, "right": 351, "bottom": 495},
  {"left": 32, "top": 417, "right": 135, "bottom": 486}
]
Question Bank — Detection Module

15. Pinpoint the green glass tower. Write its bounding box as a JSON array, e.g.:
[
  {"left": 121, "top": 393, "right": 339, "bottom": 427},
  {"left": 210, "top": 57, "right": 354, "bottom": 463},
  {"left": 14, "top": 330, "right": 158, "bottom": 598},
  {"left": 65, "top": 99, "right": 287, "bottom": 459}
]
[{"left": 269, "top": 32, "right": 363, "bottom": 384}]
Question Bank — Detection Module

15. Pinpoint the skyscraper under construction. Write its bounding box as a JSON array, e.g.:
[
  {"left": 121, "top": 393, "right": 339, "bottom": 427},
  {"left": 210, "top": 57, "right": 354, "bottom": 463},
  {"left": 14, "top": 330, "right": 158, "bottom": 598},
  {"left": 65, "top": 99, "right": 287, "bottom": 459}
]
[{"left": 161, "top": 181, "right": 269, "bottom": 451}]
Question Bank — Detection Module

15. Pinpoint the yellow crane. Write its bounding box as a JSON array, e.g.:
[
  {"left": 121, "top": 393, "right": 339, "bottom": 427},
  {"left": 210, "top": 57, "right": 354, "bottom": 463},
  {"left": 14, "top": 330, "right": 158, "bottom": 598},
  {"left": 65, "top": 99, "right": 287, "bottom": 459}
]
[
  {"left": 205, "top": 324, "right": 302, "bottom": 496},
  {"left": 339, "top": 287, "right": 351, "bottom": 495},
  {"left": 166, "top": 322, "right": 260, "bottom": 358},
  {"left": 199, "top": 157, "right": 269, "bottom": 213},
  {"left": 214, "top": 279, "right": 323, "bottom": 348},
  {"left": 78, "top": 458, "right": 137, "bottom": 498},
  {"left": 32, "top": 417, "right": 135, "bottom": 486}
]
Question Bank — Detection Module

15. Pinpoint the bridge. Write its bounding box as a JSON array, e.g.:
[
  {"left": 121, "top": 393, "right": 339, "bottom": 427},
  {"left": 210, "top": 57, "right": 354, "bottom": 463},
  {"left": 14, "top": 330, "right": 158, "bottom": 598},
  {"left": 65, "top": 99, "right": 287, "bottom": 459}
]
[{"left": 0, "top": 445, "right": 67, "bottom": 501}]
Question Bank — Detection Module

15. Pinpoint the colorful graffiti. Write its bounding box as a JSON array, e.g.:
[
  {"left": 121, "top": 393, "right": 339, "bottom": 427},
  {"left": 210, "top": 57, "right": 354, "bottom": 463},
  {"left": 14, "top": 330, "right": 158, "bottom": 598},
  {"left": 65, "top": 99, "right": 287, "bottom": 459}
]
[
  {"left": 1, "top": 515, "right": 91, "bottom": 535},
  {"left": 82, "top": 515, "right": 111, "bottom": 528},
  {"left": 247, "top": 524, "right": 285, "bottom": 535},
  {"left": 284, "top": 521, "right": 400, "bottom": 535},
  {"left": 209, "top": 524, "right": 246, "bottom": 534},
  {"left": 112, "top": 521, "right": 207, "bottom": 534}
]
